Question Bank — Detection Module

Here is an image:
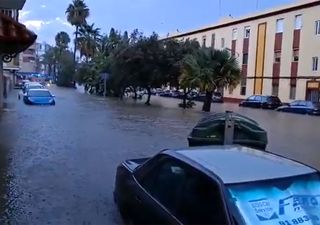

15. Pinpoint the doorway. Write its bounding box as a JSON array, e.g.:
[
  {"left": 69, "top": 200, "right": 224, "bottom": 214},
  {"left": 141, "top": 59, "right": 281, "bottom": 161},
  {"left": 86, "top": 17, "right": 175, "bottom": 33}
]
[{"left": 306, "top": 81, "right": 320, "bottom": 102}]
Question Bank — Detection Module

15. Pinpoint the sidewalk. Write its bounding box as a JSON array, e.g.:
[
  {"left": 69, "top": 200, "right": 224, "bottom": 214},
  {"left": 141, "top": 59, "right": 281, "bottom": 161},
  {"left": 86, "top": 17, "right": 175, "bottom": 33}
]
[{"left": 1, "top": 89, "right": 18, "bottom": 112}]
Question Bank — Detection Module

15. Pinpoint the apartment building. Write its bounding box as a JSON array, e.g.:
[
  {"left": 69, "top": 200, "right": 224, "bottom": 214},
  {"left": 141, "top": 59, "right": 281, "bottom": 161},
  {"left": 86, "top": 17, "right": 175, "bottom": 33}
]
[
  {"left": 1, "top": 0, "right": 26, "bottom": 98},
  {"left": 20, "top": 42, "right": 37, "bottom": 73},
  {"left": 0, "top": 0, "right": 36, "bottom": 108},
  {"left": 166, "top": 0, "right": 320, "bottom": 103}
]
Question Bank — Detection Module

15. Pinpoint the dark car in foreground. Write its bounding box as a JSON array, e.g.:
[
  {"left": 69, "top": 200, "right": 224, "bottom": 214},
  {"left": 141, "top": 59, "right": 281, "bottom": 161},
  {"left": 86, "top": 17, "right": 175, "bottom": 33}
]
[
  {"left": 239, "top": 95, "right": 282, "bottom": 109},
  {"left": 23, "top": 89, "right": 55, "bottom": 105},
  {"left": 276, "top": 100, "right": 320, "bottom": 115},
  {"left": 114, "top": 146, "right": 320, "bottom": 225}
]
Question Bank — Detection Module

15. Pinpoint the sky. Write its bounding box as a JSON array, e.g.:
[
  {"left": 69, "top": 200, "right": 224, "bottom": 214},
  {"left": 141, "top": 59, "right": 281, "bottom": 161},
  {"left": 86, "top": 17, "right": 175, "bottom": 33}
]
[{"left": 20, "top": 0, "right": 298, "bottom": 45}]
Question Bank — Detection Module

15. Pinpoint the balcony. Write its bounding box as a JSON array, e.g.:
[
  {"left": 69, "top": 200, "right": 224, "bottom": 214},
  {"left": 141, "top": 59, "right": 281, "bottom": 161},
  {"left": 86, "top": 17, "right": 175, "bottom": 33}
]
[{"left": 0, "top": 0, "right": 26, "bottom": 10}]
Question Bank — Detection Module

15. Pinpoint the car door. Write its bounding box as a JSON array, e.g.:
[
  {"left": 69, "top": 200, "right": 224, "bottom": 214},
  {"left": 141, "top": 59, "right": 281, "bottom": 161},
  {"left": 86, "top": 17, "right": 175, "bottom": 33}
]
[
  {"left": 286, "top": 100, "right": 300, "bottom": 113},
  {"left": 132, "top": 157, "right": 187, "bottom": 225},
  {"left": 174, "top": 168, "right": 230, "bottom": 225},
  {"left": 243, "top": 95, "right": 256, "bottom": 107},
  {"left": 253, "top": 96, "right": 262, "bottom": 108},
  {"left": 133, "top": 156, "right": 231, "bottom": 225},
  {"left": 296, "top": 101, "right": 308, "bottom": 114}
]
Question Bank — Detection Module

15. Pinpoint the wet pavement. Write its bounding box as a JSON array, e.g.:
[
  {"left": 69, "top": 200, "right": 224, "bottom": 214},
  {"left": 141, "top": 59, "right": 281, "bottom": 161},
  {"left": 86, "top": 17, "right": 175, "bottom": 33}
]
[{"left": 0, "top": 86, "right": 320, "bottom": 224}]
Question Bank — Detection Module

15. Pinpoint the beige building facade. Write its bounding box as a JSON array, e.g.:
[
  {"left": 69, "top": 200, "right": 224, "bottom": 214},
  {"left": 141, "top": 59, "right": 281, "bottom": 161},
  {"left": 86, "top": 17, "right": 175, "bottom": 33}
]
[{"left": 167, "top": 0, "right": 320, "bottom": 103}]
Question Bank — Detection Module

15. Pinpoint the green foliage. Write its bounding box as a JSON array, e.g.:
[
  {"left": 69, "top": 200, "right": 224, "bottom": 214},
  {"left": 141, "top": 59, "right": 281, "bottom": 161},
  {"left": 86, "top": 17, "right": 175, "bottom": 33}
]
[
  {"left": 65, "top": 0, "right": 89, "bottom": 27},
  {"left": 55, "top": 31, "right": 71, "bottom": 51},
  {"left": 56, "top": 50, "right": 76, "bottom": 87}
]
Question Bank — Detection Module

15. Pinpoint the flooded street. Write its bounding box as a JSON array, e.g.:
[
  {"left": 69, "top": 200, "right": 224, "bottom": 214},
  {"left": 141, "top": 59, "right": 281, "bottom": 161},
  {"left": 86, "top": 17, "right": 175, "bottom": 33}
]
[{"left": 0, "top": 86, "right": 320, "bottom": 224}]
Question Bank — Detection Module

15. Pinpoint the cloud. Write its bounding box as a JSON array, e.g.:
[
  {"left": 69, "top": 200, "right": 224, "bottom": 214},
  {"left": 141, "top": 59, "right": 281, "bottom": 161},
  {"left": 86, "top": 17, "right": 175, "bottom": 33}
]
[
  {"left": 19, "top": 10, "right": 31, "bottom": 20},
  {"left": 41, "top": 5, "right": 46, "bottom": 8},
  {"left": 23, "top": 20, "right": 47, "bottom": 31}
]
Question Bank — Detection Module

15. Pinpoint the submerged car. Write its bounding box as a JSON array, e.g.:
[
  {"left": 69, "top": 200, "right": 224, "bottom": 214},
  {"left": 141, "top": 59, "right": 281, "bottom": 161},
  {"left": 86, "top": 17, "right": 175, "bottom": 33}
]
[
  {"left": 114, "top": 146, "right": 320, "bottom": 225},
  {"left": 276, "top": 100, "right": 320, "bottom": 115},
  {"left": 23, "top": 89, "right": 55, "bottom": 105},
  {"left": 239, "top": 95, "right": 282, "bottom": 109}
]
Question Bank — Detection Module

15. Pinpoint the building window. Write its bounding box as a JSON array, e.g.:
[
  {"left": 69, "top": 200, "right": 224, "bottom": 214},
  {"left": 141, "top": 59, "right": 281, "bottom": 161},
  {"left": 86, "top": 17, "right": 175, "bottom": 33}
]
[
  {"left": 312, "top": 56, "right": 318, "bottom": 71},
  {"left": 272, "top": 84, "right": 279, "bottom": 96},
  {"left": 221, "top": 38, "right": 225, "bottom": 48},
  {"left": 202, "top": 35, "right": 207, "bottom": 47},
  {"left": 240, "top": 78, "right": 247, "bottom": 96},
  {"left": 242, "top": 53, "right": 248, "bottom": 65},
  {"left": 232, "top": 28, "right": 238, "bottom": 40},
  {"left": 294, "top": 15, "right": 302, "bottom": 30},
  {"left": 1, "top": 9, "right": 13, "bottom": 18},
  {"left": 211, "top": 33, "right": 215, "bottom": 48},
  {"left": 244, "top": 26, "right": 250, "bottom": 38},
  {"left": 276, "top": 18, "right": 284, "bottom": 33},
  {"left": 274, "top": 52, "right": 281, "bottom": 63},
  {"left": 315, "top": 20, "right": 320, "bottom": 35},
  {"left": 292, "top": 50, "right": 299, "bottom": 62},
  {"left": 289, "top": 86, "right": 296, "bottom": 100}
]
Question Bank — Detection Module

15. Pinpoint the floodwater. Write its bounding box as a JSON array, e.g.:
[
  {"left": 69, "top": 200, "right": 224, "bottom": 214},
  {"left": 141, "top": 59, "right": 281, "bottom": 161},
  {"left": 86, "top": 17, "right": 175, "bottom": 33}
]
[{"left": 0, "top": 86, "right": 319, "bottom": 224}]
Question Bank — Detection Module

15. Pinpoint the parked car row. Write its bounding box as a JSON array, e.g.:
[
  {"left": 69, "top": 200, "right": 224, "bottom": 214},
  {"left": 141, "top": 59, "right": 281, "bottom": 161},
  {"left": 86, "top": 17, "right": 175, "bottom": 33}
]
[
  {"left": 239, "top": 95, "right": 320, "bottom": 115},
  {"left": 155, "top": 89, "right": 224, "bottom": 103}
]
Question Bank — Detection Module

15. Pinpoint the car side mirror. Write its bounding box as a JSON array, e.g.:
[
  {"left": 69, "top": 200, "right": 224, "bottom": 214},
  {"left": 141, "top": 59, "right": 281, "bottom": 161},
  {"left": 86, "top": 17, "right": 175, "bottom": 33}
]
[{"left": 51, "top": 95, "right": 55, "bottom": 98}]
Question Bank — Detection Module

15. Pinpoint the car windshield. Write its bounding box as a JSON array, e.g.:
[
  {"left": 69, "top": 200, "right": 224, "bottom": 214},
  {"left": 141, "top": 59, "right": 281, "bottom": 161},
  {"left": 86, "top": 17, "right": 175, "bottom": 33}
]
[
  {"left": 28, "top": 90, "right": 51, "bottom": 97},
  {"left": 227, "top": 173, "right": 320, "bottom": 225},
  {"left": 28, "top": 85, "right": 43, "bottom": 89}
]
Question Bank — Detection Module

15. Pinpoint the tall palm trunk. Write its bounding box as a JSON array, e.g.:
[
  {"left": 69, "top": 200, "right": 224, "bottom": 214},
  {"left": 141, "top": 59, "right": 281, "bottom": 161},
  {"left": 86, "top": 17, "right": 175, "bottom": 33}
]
[
  {"left": 202, "top": 91, "right": 213, "bottom": 112},
  {"left": 73, "top": 26, "right": 79, "bottom": 63},
  {"left": 145, "top": 87, "right": 151, "bottom": 105}
]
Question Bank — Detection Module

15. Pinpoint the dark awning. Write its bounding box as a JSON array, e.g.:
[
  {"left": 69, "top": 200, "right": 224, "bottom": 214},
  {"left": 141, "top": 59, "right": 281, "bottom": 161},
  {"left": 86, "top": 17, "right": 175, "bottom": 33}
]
[{"left": 0, "top": 12, "right": 37, "bottom": 55}]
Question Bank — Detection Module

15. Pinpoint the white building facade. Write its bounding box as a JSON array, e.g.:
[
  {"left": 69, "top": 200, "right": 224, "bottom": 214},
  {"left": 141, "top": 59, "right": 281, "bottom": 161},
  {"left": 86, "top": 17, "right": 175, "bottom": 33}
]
[{"left": 166, "top": 0, "right": 320, "bottom": 103}]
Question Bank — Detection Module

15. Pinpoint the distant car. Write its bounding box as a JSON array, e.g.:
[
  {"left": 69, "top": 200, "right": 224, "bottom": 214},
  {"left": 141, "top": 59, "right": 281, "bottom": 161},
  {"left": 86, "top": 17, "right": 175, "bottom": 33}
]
[
  {"left": 239, "top": 95, "right": 282, "bottom": 109},
  {"left": 192, "top": 92, "right": 224, "bottom": 103},
  {"left": 23, "top": 89, "right": 55, "bottom": 105},
  {"left": 114, "top": 146, "right": 320, "bottom": 225},
  {"left": 159, "top": 90, "right": 172, "bottom": 97},
  {"left": 22, "top": 82, "right": 44, "bottom": 94},
  {"left": 212, "top": 92, "right": 224, "bottom": 103},
  {"left": 276, "top": 100, "right": 320, "bottom": 115}
]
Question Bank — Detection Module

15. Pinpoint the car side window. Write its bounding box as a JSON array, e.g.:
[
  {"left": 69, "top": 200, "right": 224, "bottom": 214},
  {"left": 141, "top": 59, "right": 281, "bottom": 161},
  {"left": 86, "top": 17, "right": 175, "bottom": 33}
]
[
  {"left": 247, "top": 96, "right": 255, "bottom": 101},
  {"left": 254, "top": 96, "right": 262, "bottom": 102},
  {"left": 140, "top": 159, "right": 187, "bottom": 214},
  {"left": 290, "top": 100, "right": 300, "bottom": 106},
  {"left": 140, "top": 158, "right": 228, "bottom": 225},
  {"left": 298, "top": 101, "right": 307, "bottom": 107}
]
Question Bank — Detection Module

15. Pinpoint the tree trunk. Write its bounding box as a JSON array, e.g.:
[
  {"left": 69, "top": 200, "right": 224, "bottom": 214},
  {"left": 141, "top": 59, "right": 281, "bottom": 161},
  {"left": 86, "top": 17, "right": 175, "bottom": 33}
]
[
  {"left": 73, "top": 26, "right": 78, "bottom": 63},
  {"left": 182, "top": 88, "right": 187, "bottom": 109},
  {"left": 145, "top": 87, "right": 151, "bottom": 105},
  {"left": 133, "top": 87, "right": 137, "bottom": 100},
  {"left": 202, "top": 91, "right": 213, "bottom": 112}
]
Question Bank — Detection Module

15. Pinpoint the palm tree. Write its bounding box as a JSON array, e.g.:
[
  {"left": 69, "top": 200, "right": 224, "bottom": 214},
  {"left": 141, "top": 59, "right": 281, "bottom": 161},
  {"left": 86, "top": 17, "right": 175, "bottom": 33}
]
[
  {"left": 76, "top": 23, "right": 101, "bottom": 61},
  {"left": 65, "top": 0, "right": 90, "bottom": 62},
  {"left": 55, "top": 31, "right": 71, "bottom": 53},
  {"left": 182, "top": 48, "right": 241, "bottom": 112}
]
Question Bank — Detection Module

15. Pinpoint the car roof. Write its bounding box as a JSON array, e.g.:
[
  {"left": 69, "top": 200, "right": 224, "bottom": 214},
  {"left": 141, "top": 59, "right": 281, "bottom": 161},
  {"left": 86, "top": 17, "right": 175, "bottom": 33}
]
[{"left": 167, "top": 146, "right": 316, "bottom": 184}]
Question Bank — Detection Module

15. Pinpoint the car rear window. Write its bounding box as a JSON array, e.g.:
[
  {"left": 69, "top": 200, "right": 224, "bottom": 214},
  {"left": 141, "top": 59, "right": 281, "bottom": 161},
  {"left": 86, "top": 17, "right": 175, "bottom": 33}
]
[
  {"left": 227, "top": 173, "right": 320, "bottom": 224},
  {"left": 28, "top": 90, "right": 51, "bottom": 97}
]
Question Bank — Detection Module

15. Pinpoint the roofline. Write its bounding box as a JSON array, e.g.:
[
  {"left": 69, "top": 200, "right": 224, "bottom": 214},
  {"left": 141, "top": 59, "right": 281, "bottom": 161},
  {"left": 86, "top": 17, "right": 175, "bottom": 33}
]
[{"left": 164, "top": 0, "right": 320, "bottom": 40}]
